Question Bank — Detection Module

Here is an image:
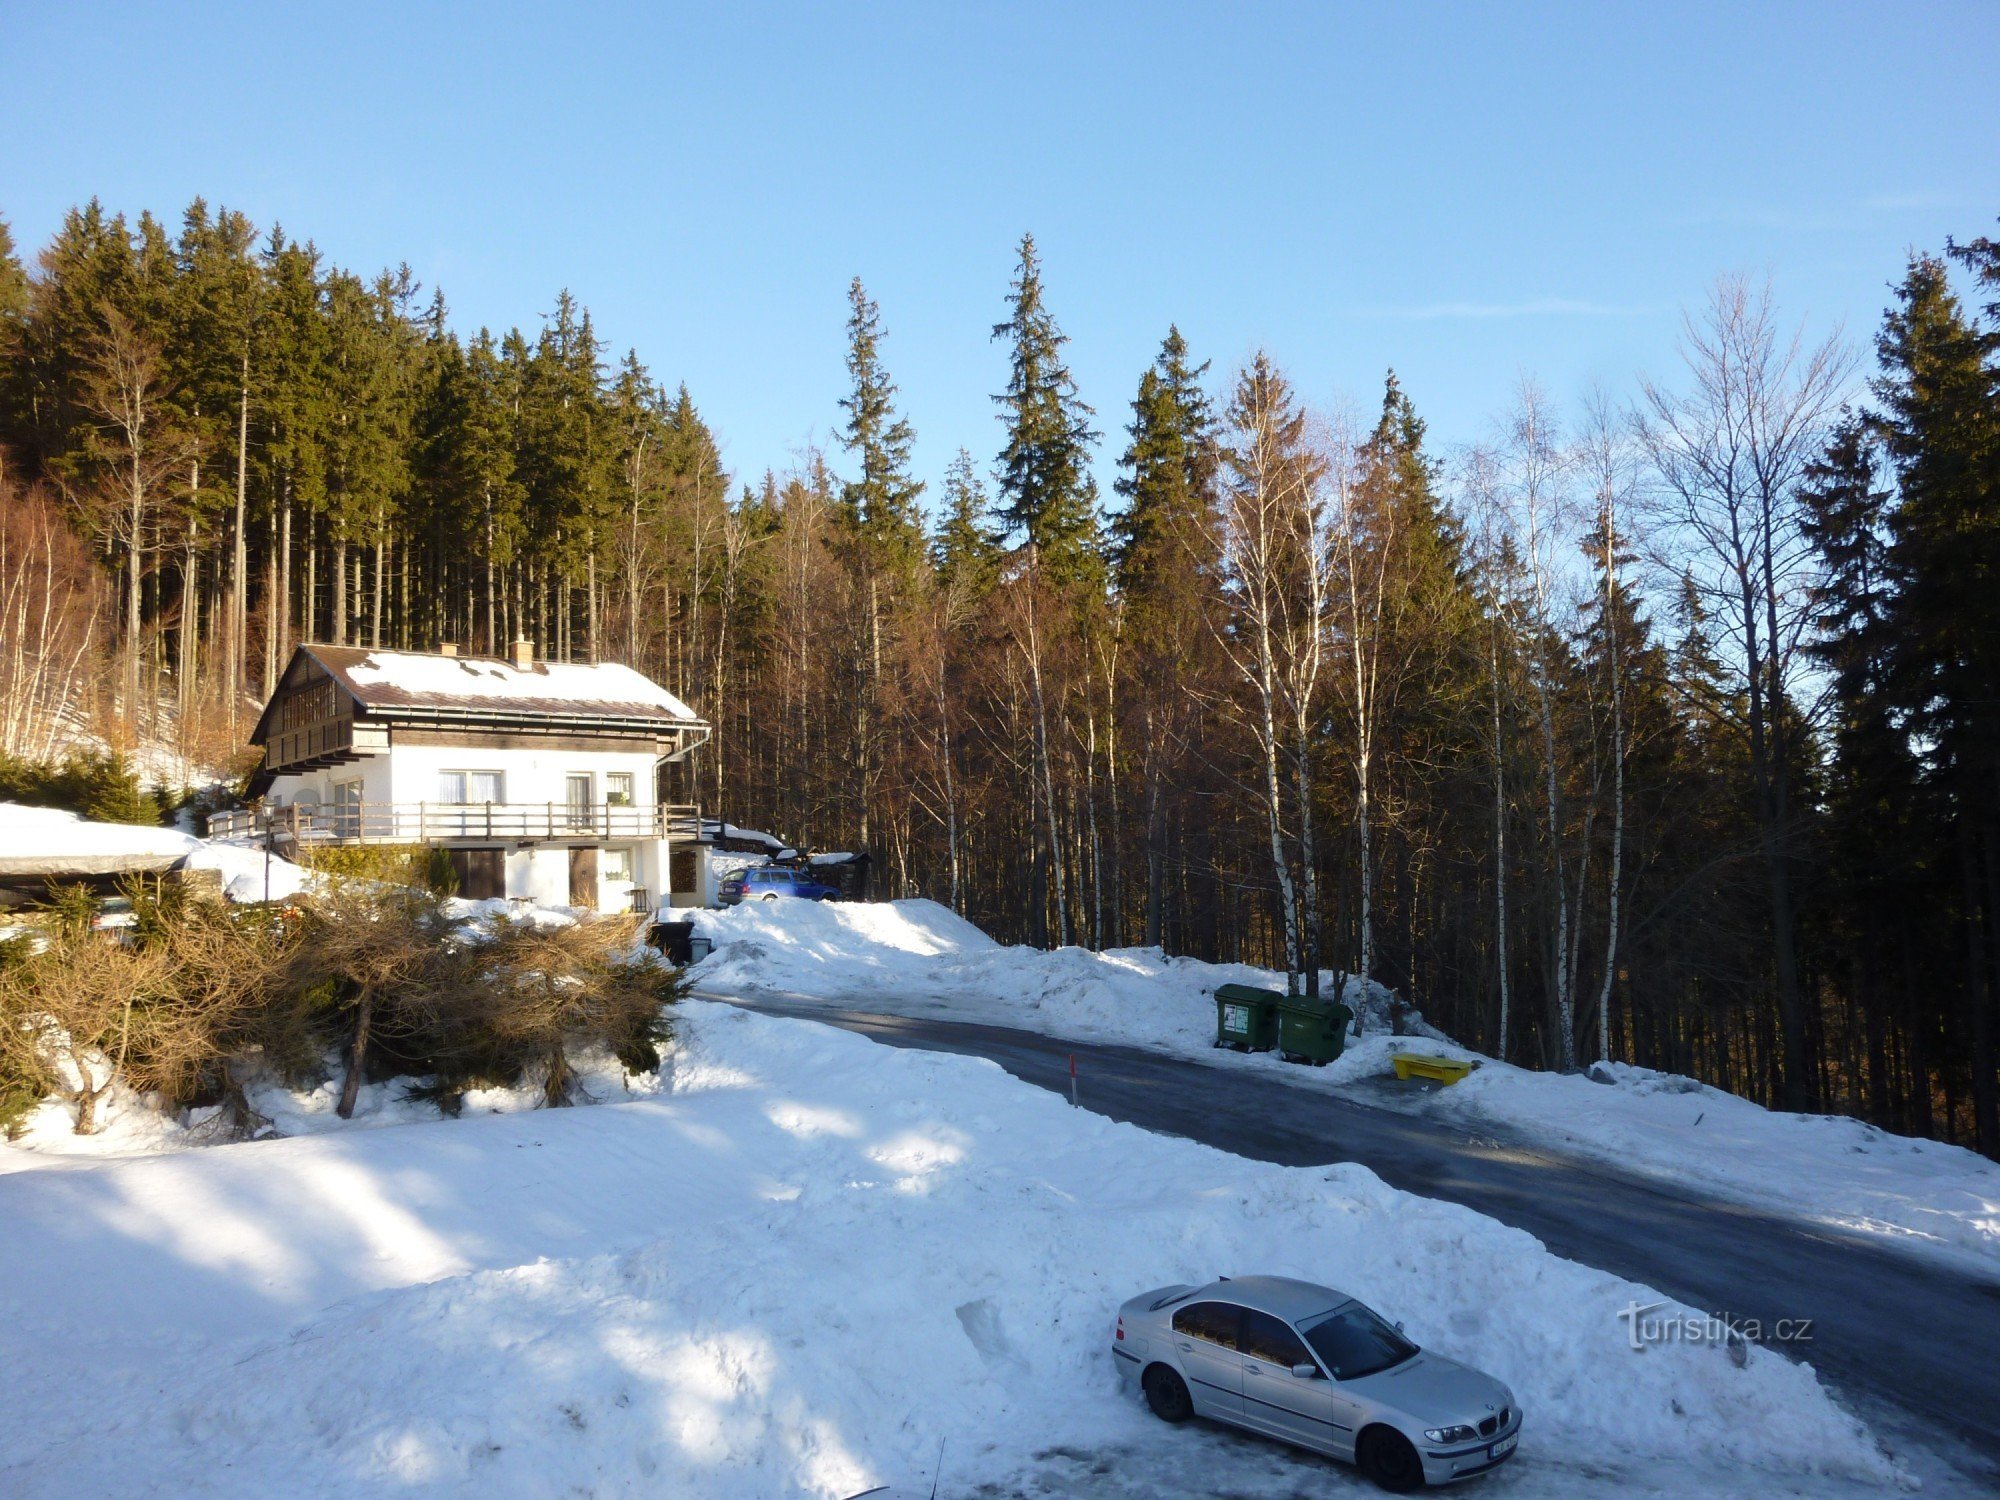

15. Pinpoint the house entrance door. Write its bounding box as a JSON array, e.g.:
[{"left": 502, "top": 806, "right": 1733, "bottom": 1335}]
[{"left": 569, "top": 846, "right": 600, "bottom": 910}]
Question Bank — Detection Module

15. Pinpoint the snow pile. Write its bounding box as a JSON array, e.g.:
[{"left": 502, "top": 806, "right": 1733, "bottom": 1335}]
[
  {"left": 181, "top": 836, "right": 313, "bottom": 901},
  {"left": 0, "top": 1042, "right": 665, "bottom": 1172},
  {"left": 689, "top": 900, "right": 2000, "bottom": 1277},
  {"left": 0, "top": 1001, "right": 1894, "bottom": 1498},
  {"left": 0, "top": 1080, "right": 196, "bottom": 1169},
  {"left": 1448, "top": 1058, "right": 2000, "bottom": 1276},
  {"left": 689, "top": 896, "right": 1441, "bottom": 1082}
]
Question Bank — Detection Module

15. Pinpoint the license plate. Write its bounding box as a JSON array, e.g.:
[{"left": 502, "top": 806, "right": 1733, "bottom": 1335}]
[{"left": 1488, "top": 1434, "right": 1517, "bottom": 1460}]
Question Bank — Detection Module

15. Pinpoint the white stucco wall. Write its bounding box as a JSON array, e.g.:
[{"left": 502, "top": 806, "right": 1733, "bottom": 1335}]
[
  {"left": 262, "top": 736, "right": 675, "bottom": 915},
  {"left": 380, "top": 743, "right": 659, "bottom": 809},
  {"left": 268, "top": 743, "right": 659, "bottom": 812}
]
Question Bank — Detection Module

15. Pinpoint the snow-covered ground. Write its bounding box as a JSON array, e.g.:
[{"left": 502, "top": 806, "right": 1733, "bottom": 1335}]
[
  {"left": 0, "top": 876, "right": 623, "bottom": 1170},
  {"left": 0, "top": 999, "right": 1899, "bottom": 1498},
  {"left": 0, "top": 1036, "right": 662, "bottom": 1171},
  {"left": 686, "top": 899, "right": 2000, "bottom": 1279}
]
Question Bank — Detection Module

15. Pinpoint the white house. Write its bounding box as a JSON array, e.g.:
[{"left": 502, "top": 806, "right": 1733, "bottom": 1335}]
[{"left": 215, "top": 641, "right": 710, "bottom": 913}]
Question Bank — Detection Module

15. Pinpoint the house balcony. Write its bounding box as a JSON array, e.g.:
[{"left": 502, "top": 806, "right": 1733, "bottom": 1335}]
[{"left": 206, "top": 802, "right": 703, "bottom": 848}]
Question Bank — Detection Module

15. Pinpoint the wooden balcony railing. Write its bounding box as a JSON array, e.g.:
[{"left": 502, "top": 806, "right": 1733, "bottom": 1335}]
[{"left": 208, "top": 802, "right": 702, "bottom": 847}]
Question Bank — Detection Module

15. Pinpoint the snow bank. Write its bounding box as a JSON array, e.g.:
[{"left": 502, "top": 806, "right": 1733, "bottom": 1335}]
[
  {"left": 0, "top": 1001, "right": 1893, "bottom": 1497},
  {"left": 689, "top": 896, "right": 1438, "bottom": 1075},
  {"left": 689, "top": 900, "right": 2000, "bottom": 1277},
  {"left": 1446, "top": 1058, "right": 2000, "bottom": 1277},
  {"left": 0, "top": 1035, "right": 662, "bottom": 1170},
  {"left": 181, "top": 836, "right": 313, "bottom": 901}
]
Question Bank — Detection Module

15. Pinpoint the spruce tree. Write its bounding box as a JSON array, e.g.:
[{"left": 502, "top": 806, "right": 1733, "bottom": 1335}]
[
  {"left": 932, "top": 447, "right": 1000, "bottom": 598},
  {"left": 255, "top": 230, "right": 333, "bottom": 650},
  {"left": 1873, "top": 253, "right": 2000, "bottom": 1153},
  {"left": 1800, "top": 414, "right": 1919, "bottom": 1122},
  {"left": 838, "top": 278, "right": 925, "bottom": 586},
  {"left": 0, "top": 213, "right": 28, "bottom": 333},
  {"left": 991, "top": 234, "right": 1101, "bottom": 585},
  {"left": 1874, "top": 256, "right": 1999, "bottom": 800},
  {"left": 7, "top": 200, "right": 142, "bottom": 481},
  {"left": 319, "top": 266, "right": 419, "bottom": 645},
  {"left": 1112, "top": 325, "right": 1217, "bottom": 599}
]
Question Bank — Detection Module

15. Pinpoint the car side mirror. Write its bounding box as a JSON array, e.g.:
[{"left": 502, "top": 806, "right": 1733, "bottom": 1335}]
[
  {"left": 1291, "top": 1362, "right": 1321, "bottom": 1380},
  {"left": 1394, "top": 1321, "right": 1405, "bottom": 1334}
]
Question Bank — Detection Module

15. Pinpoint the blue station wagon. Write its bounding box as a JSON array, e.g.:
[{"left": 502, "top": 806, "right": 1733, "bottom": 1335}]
[{"left": 719, "top": 865, "right": 841, "bottom": 905}]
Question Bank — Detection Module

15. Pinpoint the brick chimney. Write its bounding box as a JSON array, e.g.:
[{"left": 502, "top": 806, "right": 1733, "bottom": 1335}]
[
  {"left": 511, "top": 636, "right": 535, "bottom": 671},
  {"left": 438, "top": 641, "right": 458, "bottom": 658}
]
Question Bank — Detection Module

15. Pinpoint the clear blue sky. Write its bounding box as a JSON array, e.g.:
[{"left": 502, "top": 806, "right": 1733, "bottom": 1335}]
[{"left": 4, "top": 2, "right": 1995, "bottom": 504}]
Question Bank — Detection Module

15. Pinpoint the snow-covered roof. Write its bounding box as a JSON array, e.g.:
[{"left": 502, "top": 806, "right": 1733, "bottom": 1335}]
[
  {"left": 0, "top": 803, "right": 196, "bottom": 879},
  {"left": 700, "top": 820, "right": 786, "bottom": 851},
  {"left": 289, "top": 646, "right": 702, "bottom": 728}
]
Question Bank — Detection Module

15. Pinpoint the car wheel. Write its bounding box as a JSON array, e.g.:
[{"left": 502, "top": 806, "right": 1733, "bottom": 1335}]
[
  {"left": 1142, "top": 1365, "right": 1193, "bottom": 1424},
  {"left": 760, "top": 892, "right": 779, "bottom": 902},
  {"left": 1357, "top": 1427, "right": 1424, "bottom": 1493}
]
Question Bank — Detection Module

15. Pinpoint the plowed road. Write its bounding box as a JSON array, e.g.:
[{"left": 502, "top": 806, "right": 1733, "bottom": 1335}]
[{"left": 701, "top": 988, "right": 2000, "bottom": 1490}]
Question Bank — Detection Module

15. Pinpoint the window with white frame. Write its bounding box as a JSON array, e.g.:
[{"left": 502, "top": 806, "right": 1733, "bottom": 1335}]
[
  {"left": 601, "top": 847, "right": 632, "bottom": 882},
  {"left": 606, "top": 772, "right": 635, "bottom": 806},
  {"left": 437, "top": 770, "right": 503, "bottom": 804}
]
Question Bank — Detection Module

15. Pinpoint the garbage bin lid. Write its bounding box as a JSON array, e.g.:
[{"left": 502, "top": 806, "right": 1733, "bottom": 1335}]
[{"left": 1215, "top": 982, "right": 1286, "bottom": 1005}]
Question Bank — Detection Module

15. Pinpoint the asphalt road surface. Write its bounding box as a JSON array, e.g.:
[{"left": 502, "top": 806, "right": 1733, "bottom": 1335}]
[{"left": 700, "top": 989, "right": 2000, "bottom": 1490}]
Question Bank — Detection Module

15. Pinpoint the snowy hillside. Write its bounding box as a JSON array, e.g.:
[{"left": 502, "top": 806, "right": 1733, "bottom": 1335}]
[
  {"left": 0, "top": 1001, "right": 1895, "bottom": 1498},
  {"left": 688, "top": 899, "right": 2000, "bottom": 1277}
]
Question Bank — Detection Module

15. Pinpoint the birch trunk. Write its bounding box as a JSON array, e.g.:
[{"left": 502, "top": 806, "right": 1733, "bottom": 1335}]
[
  {"left": 1595, "top": 508, "right": 1626, "bottom": 1064},
  {"left": 1021, "top": 565, "right": 1069, "bottom": 948}
]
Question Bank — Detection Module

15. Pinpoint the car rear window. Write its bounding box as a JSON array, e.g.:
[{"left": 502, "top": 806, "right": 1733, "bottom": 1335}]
[{"left": 1171, "top": 1301, "right": 1242, "bottom": 1350}]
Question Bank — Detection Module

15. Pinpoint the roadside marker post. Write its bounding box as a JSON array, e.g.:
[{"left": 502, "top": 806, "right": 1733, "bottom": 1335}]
[{"left": 1068, "top": 1053, "right": 1078, "bottom": 1108}]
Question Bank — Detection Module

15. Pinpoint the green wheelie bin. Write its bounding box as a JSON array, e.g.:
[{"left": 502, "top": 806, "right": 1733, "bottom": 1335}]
[
  {"left": 1213, "top": 982, "right": 1282, "bottom": 1052},
  {"left": 1276, "top": 994, "right": 1355, "bottom": 1065}
]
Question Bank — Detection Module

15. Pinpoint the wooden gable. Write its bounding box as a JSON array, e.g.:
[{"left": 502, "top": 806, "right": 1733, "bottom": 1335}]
[{"left": 255, "top": 649, "right": 383, "bottom": 775}]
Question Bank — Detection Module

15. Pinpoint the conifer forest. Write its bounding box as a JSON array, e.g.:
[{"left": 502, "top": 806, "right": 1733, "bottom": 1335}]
[{"left": 3, "top": 200, "right": 1998, "bottom": 1158}]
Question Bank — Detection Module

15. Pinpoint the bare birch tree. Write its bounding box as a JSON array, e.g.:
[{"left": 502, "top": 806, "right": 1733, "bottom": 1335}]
[
  {"left": 1638, "top": 276, "right": 1851, "bottom": 1108},
  {"left": 1462, "top": 444, "right": 1520, "bottom": 1060},
  {"left": 1213, "top": 355, "right": 1324, "bottom": 992},
  {"left": 1504, "top": 379, "right": 1585, "bottom": 1070},
  {"left": 1329, "top": 408, "right": 1402, "bottom": 1001},
  {"left": 1582, "top": 388, "right": 1635, "bottom": 1063}
]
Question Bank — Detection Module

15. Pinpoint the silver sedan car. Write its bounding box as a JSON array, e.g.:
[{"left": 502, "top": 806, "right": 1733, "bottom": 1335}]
[{"left": 1113, "top": 1275, "right": 1521, "bottom": 1491}]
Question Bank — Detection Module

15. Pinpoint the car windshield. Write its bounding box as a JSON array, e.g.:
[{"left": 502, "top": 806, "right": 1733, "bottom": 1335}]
[{"left": 1299, "top": 1302, "right": 1419, "bottom": 1381}]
